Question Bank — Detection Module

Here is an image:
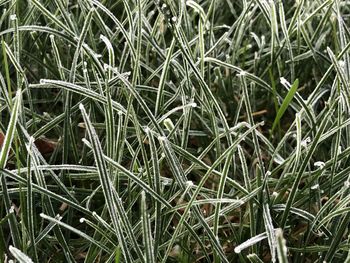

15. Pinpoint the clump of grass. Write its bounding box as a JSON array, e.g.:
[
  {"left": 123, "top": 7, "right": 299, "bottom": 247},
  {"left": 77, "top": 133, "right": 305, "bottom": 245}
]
[{"left": 0, "top": 0, "right": 350, "bottom": 262}]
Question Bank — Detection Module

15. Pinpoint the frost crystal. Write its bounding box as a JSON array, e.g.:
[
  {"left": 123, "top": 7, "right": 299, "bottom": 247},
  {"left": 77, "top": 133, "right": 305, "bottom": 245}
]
[
  {"left": 158, "top": 136, "right": 166, "bottom": 142},
  {"left": 280, "top": 77, "right": 289, "bottom": 87},
  {"left": 171, "top": 245, "right": 181, "bottom": 256},
  {"left": 314, "top": 161, "right": 325, "bottom": 169},
  {"left": 338, "top": 146, "right": 342, "bottom": 155},
  {"left": 311, "top": 184, "right": 319, "bottom": 190},
  {"left": 234, "top": 247, "right": 241, "bottom": 253},
  {"left": 186, "top": 181, "right": 193, "bottom": 187},
  {"left": 238, "top": 70, "right": 247, "bottom": 77},
  {"left": 79, "top": 103, "right": 85, "bottom": 111},
  {"left": 301, "top": 137, "right": 311, "bottom": 147}
]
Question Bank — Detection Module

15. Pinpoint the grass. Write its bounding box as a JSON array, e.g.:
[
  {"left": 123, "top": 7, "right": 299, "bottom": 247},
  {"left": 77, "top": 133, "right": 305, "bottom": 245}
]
[{"left": 0, "top": 0, "right": 350, "bottom": 262}]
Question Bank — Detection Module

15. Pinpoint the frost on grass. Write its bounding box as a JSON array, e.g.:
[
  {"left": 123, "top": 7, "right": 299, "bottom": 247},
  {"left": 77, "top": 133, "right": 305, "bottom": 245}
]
[
  {"left": 158, "top": 136, "right": 167, "bottom": 142},
  {"left": 280, "top": 77, "right": 290, "bottom": 87},
  {"left": 9, "top": 246, "right": 33, "bottom": 263},
  {"left": 311, "top": 184, "right": 319, "bottom": 190},
  {"left": 2, "top": 0, "right": 349, "bottom": 262},
  {"left": 314, "top": 161, "right": 325, "bottom": 169},
  {"left": 234, "top": 232, "right": 268, "bottom": 254},
  {"left": 301, "top": 137, "right": 311, "bottom": 148},
  {"left": 237, "top": 70, "right": 247, "bottom": 77},
  {"left": 186, "top": 180, "right": 194, "bottom": 187}
]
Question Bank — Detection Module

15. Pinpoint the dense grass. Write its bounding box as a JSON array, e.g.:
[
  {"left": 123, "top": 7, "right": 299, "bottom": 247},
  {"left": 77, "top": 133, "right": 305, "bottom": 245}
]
[{"left": 1, "top": 0, "right": 350, "bottom": 262}]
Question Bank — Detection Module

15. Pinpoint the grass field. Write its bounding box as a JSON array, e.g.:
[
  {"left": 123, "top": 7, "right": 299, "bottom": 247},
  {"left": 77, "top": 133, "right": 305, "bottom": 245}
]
[{"left": 1, "top": 0, "right": 350, "bottom": 262}]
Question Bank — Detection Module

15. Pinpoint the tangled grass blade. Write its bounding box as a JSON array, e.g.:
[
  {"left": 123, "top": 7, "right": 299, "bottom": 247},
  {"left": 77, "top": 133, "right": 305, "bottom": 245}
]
[{"left": 0, "top": 0, "right": 349, "bottom": 262}]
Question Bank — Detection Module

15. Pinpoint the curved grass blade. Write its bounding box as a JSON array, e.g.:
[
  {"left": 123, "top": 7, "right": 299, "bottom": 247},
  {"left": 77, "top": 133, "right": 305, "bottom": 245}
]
[
  {"left": 79, "top": 104, "right": 134, "bottom": 263},
  {"left": 39, "top": 213, "right": 112, "bottom": 253},
  {"left": 235, "top": 232, "right": 268, "bottom": 254}
]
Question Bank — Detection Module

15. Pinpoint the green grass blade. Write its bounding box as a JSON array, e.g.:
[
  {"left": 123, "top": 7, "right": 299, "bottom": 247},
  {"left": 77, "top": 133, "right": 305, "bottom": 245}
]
[{"left": 271, "top": 78, "right": 299, "bottom": 132}]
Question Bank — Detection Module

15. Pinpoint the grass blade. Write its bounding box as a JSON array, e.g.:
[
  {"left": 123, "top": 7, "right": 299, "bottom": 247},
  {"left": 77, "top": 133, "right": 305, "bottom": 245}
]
[
  {"left": 9, "top": 246, "right": 33, "bottom": 263},
  {"left": 272, "top": 78, "right": 299, "bottom": 132}
]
